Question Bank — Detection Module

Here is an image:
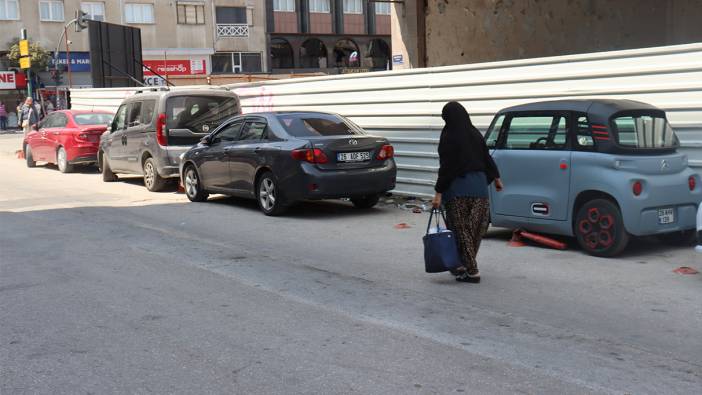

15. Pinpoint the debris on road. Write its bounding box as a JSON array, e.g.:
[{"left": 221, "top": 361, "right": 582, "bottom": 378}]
[
  {"left": 673, "top": 266, "right": 699, "bottom": 275},
  {"left": 394, "top": 223, "right": 411, "bottom": 229}
]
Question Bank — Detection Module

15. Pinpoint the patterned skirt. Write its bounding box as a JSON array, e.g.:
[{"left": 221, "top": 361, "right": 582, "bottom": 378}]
[{"left": 444, "top": 197, "right": 490, "bottom": 275}]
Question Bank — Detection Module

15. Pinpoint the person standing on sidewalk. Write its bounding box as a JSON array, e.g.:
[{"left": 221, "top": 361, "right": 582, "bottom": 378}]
[
  {"left": 0, "top": 102, "right": 7, "bottom": 131},
  {"left": 432, "top": 102, "right": 503, "bottom": 283},
  {"left": 18, "top": 97, "right": 40, "bottom": 138}
]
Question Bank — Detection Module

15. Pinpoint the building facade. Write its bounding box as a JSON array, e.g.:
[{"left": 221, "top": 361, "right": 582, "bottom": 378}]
[
  {"left": 0, "top": 0, "right": 268, "bottom": 90},
  {"left": 265, "top": 0, "right": 391, "bottom": 74},
  {"left": 392, "top": 0, "right": 702, "bottom": 69}
]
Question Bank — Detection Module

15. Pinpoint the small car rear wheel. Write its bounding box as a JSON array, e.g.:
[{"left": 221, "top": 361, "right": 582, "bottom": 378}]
[
  {"left": 25, "top": 145, "right": 36, "bottom": 168},
  {"left": 256, "top": 171, "right": 286, "bottom": 216},
  {"left": 183, "top": 165, "right": 209, "bottom": 202},
  {"left": 574, "top": 198, "right": 629, "bottom": 257},
  {"left": 100, "top": 152, "right": 118, "bottom": 182},
  {"left": 658, "top": 230, "right": 697, "bottom": 246},
  {"left": 143, "top": 157, "right": 167, "bottom": 192},
  {"left": 351, "top": 194, "right": 380, "bottom": 209},
  {"left": 57, "top": 147, "right": 74, "bottom": 173}
]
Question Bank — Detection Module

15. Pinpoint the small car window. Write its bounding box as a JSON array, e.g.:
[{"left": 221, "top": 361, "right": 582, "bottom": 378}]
[
  {"left": 53, "top": 113, "right": 68, "bottom": 128},
  {"left": 505, "top": 115, "right": 568, "bottom": 150},
  {"left": 128, "top": 102, "right": 142, "bottom": 127},
  {"left": 239, "top": 121, "right": 267, "bottom": 141},
  {"left": 140, "top": 100, "right": 156, "bottom": 126},
  {"left": 40, "top": 113, "right": 56, "bottom": 129},
  {"left": 212, "top": 121, "right": 242, "bottom": 144},
  {"left": 485, "top": 115, "right": 504, "bottom": 148},
  {"left": 277, "top": 113, "right": 364, "bottom": 137},
  {"left": 112, "top": 105, "right": 128, "bottom": 132},
  {"left": 575, "top": 115, "right": 595, "bottom": 149},
  {"left": 612, "top": 114, "right": 679, "bottom": 149}
]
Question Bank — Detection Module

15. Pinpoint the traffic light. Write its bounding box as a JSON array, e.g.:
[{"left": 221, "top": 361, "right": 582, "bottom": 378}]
[{"left": 75, "top": 10, "right": 89, "bottom": 32}]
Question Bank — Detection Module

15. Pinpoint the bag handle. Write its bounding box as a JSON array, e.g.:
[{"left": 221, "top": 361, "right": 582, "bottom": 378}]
[{"left": 426, "top": 208, "right": 449, "bottom": 234}]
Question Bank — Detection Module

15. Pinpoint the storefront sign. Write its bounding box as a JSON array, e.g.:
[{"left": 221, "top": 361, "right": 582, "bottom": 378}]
[
  {"left": 143, "top": 59, "right": 206, "bottom": 76},
  {"left": 392, "top": 54, "right": 404, "bottom": 65},
  {"left": 51, "top": 52, "right": 91, "bottom": 72},
  {"left": 144, "top": 75, "right": 167, "bottom": 86},
  {"left": 0, "top": 71, "right": 17, "bottom": 89}
]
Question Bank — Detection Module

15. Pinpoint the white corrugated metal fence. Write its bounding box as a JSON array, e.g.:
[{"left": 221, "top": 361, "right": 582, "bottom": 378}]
[{"left": 71, "top": 43, "right": 702, "bottom": 197}]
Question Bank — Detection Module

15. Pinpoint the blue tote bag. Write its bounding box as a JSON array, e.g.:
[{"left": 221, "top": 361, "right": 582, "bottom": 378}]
[{"left": 423, "top": 208, "right": 463, "bottom": 273}]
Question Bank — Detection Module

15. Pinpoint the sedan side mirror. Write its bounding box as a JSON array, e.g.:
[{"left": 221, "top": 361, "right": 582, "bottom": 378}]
[
  {"left": 32, "top": 124, "right": 39, "bottom": 131},
  {"left": 200, "top": 135, "right": 211, "bottom": 145}
]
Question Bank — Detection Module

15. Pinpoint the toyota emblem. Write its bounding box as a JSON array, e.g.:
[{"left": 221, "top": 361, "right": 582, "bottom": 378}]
[
  {"left": 349, "top": 139, "right": 358, "bottom": 145},
  {"left": 202, "top": 124, "right": 210, "bottom": 132}
]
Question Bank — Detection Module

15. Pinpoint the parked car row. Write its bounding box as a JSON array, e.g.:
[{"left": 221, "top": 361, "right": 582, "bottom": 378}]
[
  {"left": 23, "top": 88, "right": 398, "bottom": 216},
  {"left": 22, "top": 89, "right": 700, "bottom": 257}
]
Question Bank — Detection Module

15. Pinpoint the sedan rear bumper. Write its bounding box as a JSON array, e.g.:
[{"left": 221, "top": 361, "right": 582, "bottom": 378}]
[
  {"left": 282, "top": 161, "right": 397, "bottom": 201},
  {"left": 66, "top": 144, "right": 99, "bottom": 164}
]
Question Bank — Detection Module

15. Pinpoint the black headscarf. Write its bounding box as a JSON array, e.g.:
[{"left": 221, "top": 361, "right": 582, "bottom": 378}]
[{"left": 435, "top": 101, "right": 500, "bottom": 193}]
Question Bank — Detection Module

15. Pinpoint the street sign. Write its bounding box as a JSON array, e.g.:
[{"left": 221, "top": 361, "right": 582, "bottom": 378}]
[
  {"left": 19, "top": 40, "right": 29, "bottom": 56},
  {"left": 20, "top": 56, "right": 31, "bottom": 69}
]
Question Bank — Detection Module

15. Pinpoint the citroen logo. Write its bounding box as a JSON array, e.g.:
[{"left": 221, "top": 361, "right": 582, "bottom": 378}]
[
  {"left": 349, "top": 139, "right": 358, "bottom": 145},
  {"left": 661, "top": 160, "right": 669, "bottom": 170}
]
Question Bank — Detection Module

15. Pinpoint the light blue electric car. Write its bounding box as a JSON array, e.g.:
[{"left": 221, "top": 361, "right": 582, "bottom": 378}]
[{"left": 484, "top": 99, "right": 701, "bottom": 257}]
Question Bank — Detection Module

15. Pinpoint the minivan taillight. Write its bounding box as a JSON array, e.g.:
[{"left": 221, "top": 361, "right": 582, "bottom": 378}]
[
  {"left": 291, "top": 148, "right": 328, "bottom": 164},
  {"left": 690, "top": 176, "right": 697, "bottom": 191},
  {"left": 377, "top": 144, "right": 394, "bottom": 160},
  {"left": 156, "top": 113, "right": 167, "bottom": 146}
]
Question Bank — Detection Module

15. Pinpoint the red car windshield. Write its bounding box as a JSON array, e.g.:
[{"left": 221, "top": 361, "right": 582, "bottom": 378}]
[
  {"left": 612, "top": 114, "right": 679, "bottom": 149},
  {"left": 74, "top": 113, "right": 114, "bottom": 125}
]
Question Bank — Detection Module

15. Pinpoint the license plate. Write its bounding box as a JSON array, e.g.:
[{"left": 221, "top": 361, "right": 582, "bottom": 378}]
[
  {"left": 337, "top": 151, "right": 371, "bottom": 162},
  {"left": 658, "top": 208, "right": 675, "bottom": 224}
]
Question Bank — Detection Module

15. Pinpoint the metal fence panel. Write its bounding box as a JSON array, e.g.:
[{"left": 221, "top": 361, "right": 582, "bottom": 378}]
[{"left": 71, "top": 43, "right": 702, "bottom": 197}]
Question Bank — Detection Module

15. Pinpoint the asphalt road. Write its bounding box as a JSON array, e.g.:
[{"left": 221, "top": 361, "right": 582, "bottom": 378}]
[{"left": 1, "top": 134, "right": 701, "bottom": 394}]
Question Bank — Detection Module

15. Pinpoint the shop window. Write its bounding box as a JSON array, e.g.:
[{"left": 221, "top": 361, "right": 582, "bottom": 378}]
[
  {"left": 300, "top": 39, "right": 328, "bottom": 69},
  {"left": 333, "top": 39, "right": 360, "bottom": 67},
  {"left": 211, "top": 53, "right": 262, "bottom": 74},
  {"left": 271, "top": 38, "right": 294, "bottom": 69}
]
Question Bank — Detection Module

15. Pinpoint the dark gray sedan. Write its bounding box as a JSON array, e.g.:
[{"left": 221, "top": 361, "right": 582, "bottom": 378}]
[{"left": 179, "top": 112, "right": 397, "bottom": 215}]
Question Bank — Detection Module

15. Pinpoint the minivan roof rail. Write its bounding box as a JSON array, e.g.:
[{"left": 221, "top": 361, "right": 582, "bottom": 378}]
[{"left": 135, "top": 86, "right": 170, "bottom": 94}]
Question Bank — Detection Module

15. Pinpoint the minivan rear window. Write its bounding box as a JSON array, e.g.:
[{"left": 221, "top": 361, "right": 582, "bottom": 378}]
[
  {"left": 612, "top": 114, "right": 679, "bottom": 149},
  {"left": 277, "top": 113, "right": 364, "bottom": 137},
  {"left": 166, "top": 95, "right": 239, "bottom": 145}
]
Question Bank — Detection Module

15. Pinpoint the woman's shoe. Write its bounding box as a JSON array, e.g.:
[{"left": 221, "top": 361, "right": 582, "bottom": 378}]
[{"left": 456, "top": 272, "right": 480, "bottom": 283}]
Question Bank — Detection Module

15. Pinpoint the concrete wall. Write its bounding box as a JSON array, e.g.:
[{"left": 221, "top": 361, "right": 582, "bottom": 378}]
[{"left": 392, "top": 0, "right": 702, "bottom": 69}]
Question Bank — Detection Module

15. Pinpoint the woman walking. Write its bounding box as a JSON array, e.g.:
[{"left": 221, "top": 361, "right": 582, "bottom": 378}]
[{"left": 432, "top": 102, "right": 503, "bottom": 283}]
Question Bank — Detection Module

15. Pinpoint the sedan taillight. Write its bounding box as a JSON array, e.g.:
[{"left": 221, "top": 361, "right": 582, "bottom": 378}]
[
  {"left": 292, "top": 148, "right": 328, "bottom": 164},
  {"left": 377, "top": 144, "right": 394, "bottom": 160}
]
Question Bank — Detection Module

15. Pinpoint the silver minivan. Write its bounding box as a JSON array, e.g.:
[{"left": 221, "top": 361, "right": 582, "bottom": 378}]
[{"left": 98, "top": 88, "right": 240, "bottom": 191}]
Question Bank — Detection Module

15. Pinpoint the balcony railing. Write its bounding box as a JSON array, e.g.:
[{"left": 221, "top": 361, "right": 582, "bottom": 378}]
[{"left": 216, "top": 24, "right": 249, "bottom": 37}]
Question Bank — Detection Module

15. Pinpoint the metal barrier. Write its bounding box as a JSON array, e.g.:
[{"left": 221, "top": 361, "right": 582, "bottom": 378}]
[{"left": 71, "top": 43, "right": 702, "bottom": 197}]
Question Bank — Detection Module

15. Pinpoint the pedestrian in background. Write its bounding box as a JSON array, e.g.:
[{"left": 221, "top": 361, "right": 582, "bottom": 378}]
[
  {"left": 18, "top": 97, "right": 40, "bottom": 138},
  {"left": 0, "top": 102, "right": 7, "bottom": 131},
  {"left": 432, "top": 101, "right": 503, "bottom": 283}
]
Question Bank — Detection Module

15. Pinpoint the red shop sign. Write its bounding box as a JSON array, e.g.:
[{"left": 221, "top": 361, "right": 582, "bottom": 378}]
[{"left": 143, "top": 59, "right": 206, "bottom": 76}]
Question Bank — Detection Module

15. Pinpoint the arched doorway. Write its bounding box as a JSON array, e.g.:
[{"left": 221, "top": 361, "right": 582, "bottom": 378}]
[
  {"left": 333, "top": 39, "right": 360, "bottom": 68},
  {"left": 300, "top": 39, "right": 328, "bottom": 69},
  {"left": 368, "top": 39, "right": 390, "bottom": 70},
  {"left": 270, "top": 38, "right": 294, "bottom": 69}
]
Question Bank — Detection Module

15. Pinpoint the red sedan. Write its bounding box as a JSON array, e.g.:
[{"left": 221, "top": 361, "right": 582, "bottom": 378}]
[{"left": 24, "top": 110, "right": 114, "bottom": 173}]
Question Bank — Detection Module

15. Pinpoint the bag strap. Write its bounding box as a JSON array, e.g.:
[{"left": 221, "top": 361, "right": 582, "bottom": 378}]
[{"left": 426, "top": 208, "right": 449, "bottom": 234}]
